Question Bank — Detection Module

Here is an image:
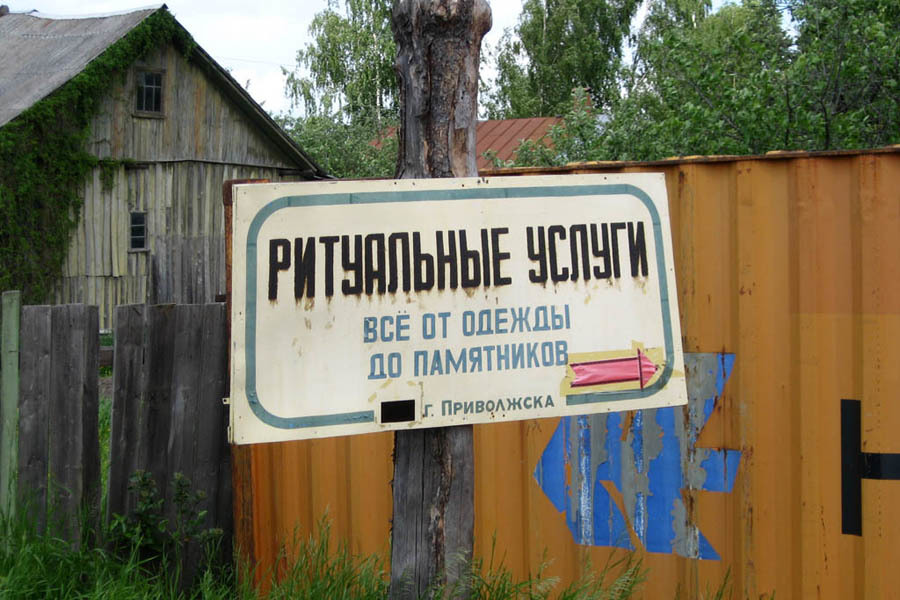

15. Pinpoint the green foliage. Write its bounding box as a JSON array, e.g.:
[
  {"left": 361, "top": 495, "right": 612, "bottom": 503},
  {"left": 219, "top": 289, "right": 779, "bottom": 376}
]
[
  {"left": 107, "top": 471, "right": 223, "bottom": 578},
  {"left": 602, "top": 0, "right": 795, "bottom": 159},
  {"left": 0, "top": 511, "right": 164, "bottom": 597},
  {"left": 0, "top": 499, "right": 652, "bottom": 599},
  {"left": 0, "top": 497, "right": 233, "bottom": 599},
  {"left": 423, "top": 541, "right": 645, "bottom": 600},
  {"left": 98, "top": 392, "right": 112, "bottom": 506},
  {"left": 482, "top": 0, "right": 641, "bottom": 119},
  {"left": 0, "top": 9, "right": 193, "bottom": 303},
  {"left": 786, "top": 0, "right": 900, "bottom": 149},
  {"left": 612, "top": 0, "right": 900, "bottom": 157},
  {"left": 259, "top": 518, "right": 388, "bottom": 600},
  {"left": 700, "top": 567, "right": 731, "bottom": 600},
  {"left": 494, "top": 0, "right": 900, "bottom": 165},
  {"left": 277, "top": 111, "right": 397, "bottom": 179},
  {"left": 555, "top": 554, "right": 646, "bottom": 600},
  {"left": 284, "top": 0, "right": 396, "bottom": 127},
  {"left": 280, "top": 0, "right": 398, "bottom": 179}
]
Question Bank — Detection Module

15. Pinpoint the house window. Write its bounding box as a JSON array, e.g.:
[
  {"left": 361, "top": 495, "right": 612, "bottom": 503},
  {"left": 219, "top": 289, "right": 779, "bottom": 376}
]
[
  {"left": 130, "top": 212, "right": 147, "bottom": 251},
  {"left": 135, "top": 70, "right": 163, "bottom": 114}
]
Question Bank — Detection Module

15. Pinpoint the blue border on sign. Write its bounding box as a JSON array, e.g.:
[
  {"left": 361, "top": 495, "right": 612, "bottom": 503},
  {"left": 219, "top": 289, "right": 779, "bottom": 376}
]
[{"left": 242, "top": 184, "right": 675, "bottom": 429}]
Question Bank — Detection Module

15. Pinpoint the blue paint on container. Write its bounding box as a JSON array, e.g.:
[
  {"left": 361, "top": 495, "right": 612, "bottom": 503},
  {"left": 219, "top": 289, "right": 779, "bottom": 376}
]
[
  {"left": 534, "top": 419, "right": 567, "bottom": 513},
  {"left": 646, "top": 406, "right": 683, "bottom": 553},
  {"left": 535, "top": 352, "right": 741, "bottom": 560},
  {"left": 716, "top": 353, "right": 736, "bottom": 397},
  {"left": 698, "top": 530, "right": 719, "bottom": 560},
  {"left": 701, "top": 449, "right": 742, "bottom": 493}
]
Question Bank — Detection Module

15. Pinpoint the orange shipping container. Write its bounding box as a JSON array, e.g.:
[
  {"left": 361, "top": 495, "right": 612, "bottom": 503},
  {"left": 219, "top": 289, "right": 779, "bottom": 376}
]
[{"left": 233, "top": 147, "right": 900, "bottom": 599}]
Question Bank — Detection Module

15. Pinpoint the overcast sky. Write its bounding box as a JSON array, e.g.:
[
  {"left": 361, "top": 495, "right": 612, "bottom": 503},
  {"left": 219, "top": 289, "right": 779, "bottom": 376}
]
[{"left": 4, "top": 0, "right": 523, "bottom": 115}]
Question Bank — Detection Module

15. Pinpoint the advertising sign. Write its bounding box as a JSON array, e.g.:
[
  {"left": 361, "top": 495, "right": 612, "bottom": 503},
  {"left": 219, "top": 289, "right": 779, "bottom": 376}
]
[{"left": 229, "top": 174, "right": 686, "bottom": 444}]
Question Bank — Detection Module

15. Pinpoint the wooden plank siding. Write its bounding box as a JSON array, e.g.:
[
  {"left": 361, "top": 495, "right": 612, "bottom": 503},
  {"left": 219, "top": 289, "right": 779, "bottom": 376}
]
[
  {"left": 235, "top": 150, "right": 900, "bottom": 599},
  {"left": 55, "top": 160, "right": 291, "bottom": 327},
  {"left": 53, "top": 42, "right": 309, "bottom": 327},
  {"left": 87, "top": 44, "right": 297, "bottom": 169}
]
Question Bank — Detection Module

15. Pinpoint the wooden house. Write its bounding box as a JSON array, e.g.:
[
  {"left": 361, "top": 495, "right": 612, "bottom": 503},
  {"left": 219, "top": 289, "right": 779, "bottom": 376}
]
[{"left": 0, "top": 5, "right": 328, "bottom": 326}]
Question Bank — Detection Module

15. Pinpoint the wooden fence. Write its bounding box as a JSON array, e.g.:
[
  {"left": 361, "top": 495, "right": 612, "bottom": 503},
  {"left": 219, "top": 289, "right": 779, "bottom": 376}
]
[
  {"left": 108, "top": 302, "right": 232, "bottom": 576},
  {"left": 0, "top": 295, "right": 230, "bottom": 580},
  {"left": 0, "top": 292, "right": 100, "bottom": 543}
]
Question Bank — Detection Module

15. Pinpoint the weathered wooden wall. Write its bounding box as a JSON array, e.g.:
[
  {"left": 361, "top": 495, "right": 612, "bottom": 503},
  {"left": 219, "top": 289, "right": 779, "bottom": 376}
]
[
  {"left": 53, "top": 42, "right": 309, "bottom": 327},
  {"left": 88, "top": 44, "right": 297, "bottom": 168},
  {"left": 234, "top": 148, "right": 900, "bottom": 599},
  {"left": 55, "top": 162, "right": 284, "bottom": 327}
]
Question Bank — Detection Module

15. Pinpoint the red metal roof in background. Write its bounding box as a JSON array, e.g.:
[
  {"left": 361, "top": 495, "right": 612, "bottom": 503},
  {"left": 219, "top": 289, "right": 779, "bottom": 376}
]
[
  {"left": 476, "top": 117, "right": 560, "bottom": 170},
  {"left": 371, "top": 117, "right": 561, "bottom": 171}
]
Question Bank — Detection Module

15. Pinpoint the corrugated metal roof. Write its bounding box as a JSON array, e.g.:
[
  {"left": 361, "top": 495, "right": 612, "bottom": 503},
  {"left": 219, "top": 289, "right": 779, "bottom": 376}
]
[
  {"left": 0, "top": 7, "right": 159, "bottom": 127},
  {"left": 476, "top": 117, "right": 560, "bottom": 170},
  {"left": 0, "top": 6, "right": 329, "bottom": 177}
]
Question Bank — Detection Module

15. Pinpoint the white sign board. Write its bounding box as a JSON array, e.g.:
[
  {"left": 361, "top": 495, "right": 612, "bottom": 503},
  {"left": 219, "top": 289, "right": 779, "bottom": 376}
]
[{"left": 229, "top": 174, "right": 686, "bottom": 444}]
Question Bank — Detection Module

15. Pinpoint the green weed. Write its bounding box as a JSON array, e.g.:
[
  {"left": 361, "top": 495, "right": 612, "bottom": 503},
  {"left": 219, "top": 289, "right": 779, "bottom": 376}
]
[
  {"left": 0, "top": 507, "right": 167, "bottom": 598},
  {"left": 259, "top": 518, "right": 388, "bottom": 600},
  {"left": 98, "top": 392, "right": 112, "bottom": 506}
]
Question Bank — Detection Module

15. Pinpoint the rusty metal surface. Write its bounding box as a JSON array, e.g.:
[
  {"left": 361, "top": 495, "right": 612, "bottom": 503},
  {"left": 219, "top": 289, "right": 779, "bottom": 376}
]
[{"left": 236, "top": 150, "right": 900, "bottom": 598}]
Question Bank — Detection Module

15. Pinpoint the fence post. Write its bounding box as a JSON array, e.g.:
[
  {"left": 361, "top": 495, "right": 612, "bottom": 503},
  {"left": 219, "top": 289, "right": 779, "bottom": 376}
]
[{"left": 0, "top": 291, "right": 21, "bottom": 514}]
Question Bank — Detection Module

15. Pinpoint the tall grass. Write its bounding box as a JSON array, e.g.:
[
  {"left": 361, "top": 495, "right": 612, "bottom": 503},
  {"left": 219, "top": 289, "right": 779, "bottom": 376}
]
[
  {"left": 0, "top": 501, "right": 651, "bottom": 600},
  {"left": 257, "top": 519, "right": 388, "bottom": 600},
  {"left": 464, "top": 542, "right": 646, "bottom": 600},
  {"left": 0, "top": 367, "right": 653, "bottom": 598},
  {"left": 0, "top": 508, "right": 174, "bottom": 598},
  {"left": 99, "top": 391, "right": 112, "bottom": 510}
]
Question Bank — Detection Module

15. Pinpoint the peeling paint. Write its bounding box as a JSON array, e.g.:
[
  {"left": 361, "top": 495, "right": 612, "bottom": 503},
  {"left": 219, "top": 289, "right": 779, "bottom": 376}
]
[{"left": 535, "top": 352, "right": 741, "bottom": 559}]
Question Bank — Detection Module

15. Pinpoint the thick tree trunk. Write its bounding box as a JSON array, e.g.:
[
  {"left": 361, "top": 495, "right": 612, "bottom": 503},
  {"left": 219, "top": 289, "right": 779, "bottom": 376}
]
[{"left": 389, "top": 1, "right": 491, "bottom": 598}]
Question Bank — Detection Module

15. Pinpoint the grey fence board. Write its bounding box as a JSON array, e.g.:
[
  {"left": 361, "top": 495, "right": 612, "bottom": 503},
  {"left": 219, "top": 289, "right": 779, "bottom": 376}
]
[
  {"left": 108, "top": 302, "right": 231, "bottom": 585},
  {"left": 10, "top": 304, "right": 100, "bottom": 543},
  {"left": 109, "top": 304, "right": 177, "bottom": 514},
  {"left": 107, "top": 304, "right": 145, "bottom": 519},
  {"left": 6, "top": 296, "right": 231, "bottom": 581},
  {"left": 17, "top": 306, "right": 51, "bottom": 529},
  {"left": 48, "top": 305, "right": 100, "bottom": 544},
  {"left": 198, "top": 304, "right": 230, "bottom": 551},
  {"left": 0, "top": 291, "right": 21, "bottom": 513},
  {"left": 144, "top": 305, "right": 177, "bottom": 498},
  {"left": 166, "top": 304, "right": 203, "bottom": 519},
  {"left": 82, "top": 307, "right": 101, "bottom": 538}
]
